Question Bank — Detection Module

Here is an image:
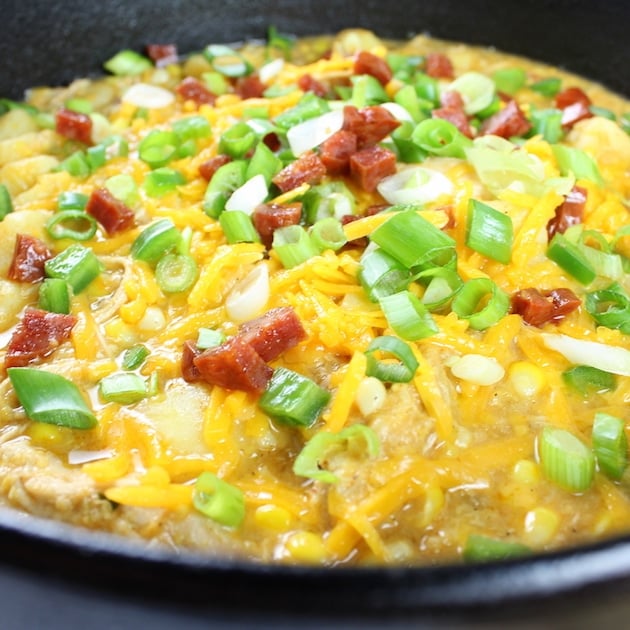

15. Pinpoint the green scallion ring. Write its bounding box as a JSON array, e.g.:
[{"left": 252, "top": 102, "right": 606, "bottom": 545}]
[
  {"left": 379, "top": 290, "right": 439, "bottom": 341},
  {"left": 365, "top": 335, "right": 420, "bottom": 383},
  {"left": 155, "top": 253, "right": 198, "bottom": 293},
  {"left": 592, "top": 412, "right": 628, "bottom": 480},
  {"left": 451, "top": 278, "right": 510, "bottom": 330},
  {"left": 46, "top": 209, "right": 98, "bottom": 241}
]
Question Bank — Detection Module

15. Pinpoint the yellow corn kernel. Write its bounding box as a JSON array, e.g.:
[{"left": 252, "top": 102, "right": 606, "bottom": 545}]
[
  {"left": 26, "top": 423, "right": 75, "bottom": 454},
  {"left": 513, "top": 459, "right": 541, "bottom": 485},
  {"left": 120, "top": 296, "right": 147, "bottom": 324},
  {"left": 355, "top": 376, "right": 387, "bottom": 416},
  {"left": 509, "top": 361, "right": 545, "bottom": 397},
  {"left": 523, "top": 507, "right": 560, "bottom": 547},
  {"left": 104, "top": 317, "right": 137, "bottom": 345},
  {"left": 254, "top": 505, "right": 293, "bottom": 532},
  {"left": 285, "top": 531, "right": 328, "bottom": 563},
  {"left": 138, "top": 305, "right": 166, "bottom": 332},
  {"left": 86, "top": 359, "right": 119, "bottom": 381}
]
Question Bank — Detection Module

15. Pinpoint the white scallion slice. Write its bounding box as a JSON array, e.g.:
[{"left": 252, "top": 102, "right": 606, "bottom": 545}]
[
  {"left": 122, "top": 83, "right": 175, "bottom": 109},
  {"left": 258, "top": 58, "right": 285, "bottom": 84},
  {"left": 376, "top": 166, "right": 454, "bottom": 205},
  {"left": 446, "top": 72, "right": 495, "bottom": 115},
  {"left": 287, "top": 109, "right": 344, "bottom": 156},
  {"left": 225, "top": 263, "right": 269, "bottom": 322},
  {"left": 225, "top": 174, "right": 268, "bottom": 215},
  {"left": 541, "top": 333, "right": 630, "bottom": 377}
]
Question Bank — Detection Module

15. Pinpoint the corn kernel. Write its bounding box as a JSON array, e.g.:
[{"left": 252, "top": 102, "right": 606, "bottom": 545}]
[
  {"left": 120, "top": 296, "right": 147, "bottom": 324},
  {"left": 355, "top": 376, "right": 387, "bottom": 416},
  {"left": 523, "top": 507, "right": 560, "bottom": 547},
  {"left": 285, "top": 531, "right": 328, "bottom": 563},
  {"left": 513, "top": 459, "right": 541, "bottom": 485},
  {"left": 26, "top": 423, "right": 75, "bottom": 454},
  {"left": 104, "top": 317, "right": 137, "bottom": 345},
  {"left": 138, "top": 306, "right": 166, "bottom": 332},
  {"left": 509, "top": 361, "right": 545, "bottom": 397},
  {"left": 254, "top": 505, "right": 293, "bottom": 532}
]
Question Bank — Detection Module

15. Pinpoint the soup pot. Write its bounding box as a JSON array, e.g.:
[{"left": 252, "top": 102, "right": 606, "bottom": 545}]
[{"left": 3, "top": 0, "right": 630, "bottom": 626}]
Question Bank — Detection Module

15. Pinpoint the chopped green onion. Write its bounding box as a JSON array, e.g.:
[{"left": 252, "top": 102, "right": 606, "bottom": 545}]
[
  {"left": 219, "top": 122, "right": 257, "bottom": 159},
  {"left": 101, "top": 134, "right": 129, "bottom": 158},
  {"left": 59, "top": 150, "right": 91, "bottom": 178},
  {"left": 552, "top": 144, "right": 603, "bottom": 185},
  {"left": 466, "top": 199, "right": 513, "bottom": 264},
  {"left": 585, "top": 282, "right": 630, "bottom": 332},
  {"left": 391, "top": 121, "right": 428, "bottom": 163},
  {"left": 621, "top": 113, "right": 630, "bottom": 135},
  {"left": 105, "top": 174, "right": 139, "bottom": 207},
  {"left": 193, "top": 471, "right": 245, "bottom": 527},
  {"left": 463, "top": 535, "right": 532, "bottom": 563},
  {"left": 202, "top": 71, "right": 230, "bottom": 96},
  {"left": 267, "top": 25, "right": 294, "bottom": 59},
  {"left": 393, "top": 85, "right": 425, "bottom": 123},
  {"left": 592, "top": 412, "right": 628, "bottom": 480},
  {"left": 138, "top": 130, "right": 178, "bottom": 168},
  {"left": 562, "top": 365, "right": 617, "bottom": 395},
  {"left": 303, "top": 181, "right": 355, "bottom": 224},
  {"left": 475, "top": 95, "right": 502, "bottom": 120},
  {"left": 64, "top": 98, "right": 92, "bottom": 114},
  {"left": 202, "top": 160, "right": 247, "bottom": 218},
  {"left": 272, "top": 225, "right": 319, "bottom": 268},
  {"left": 259, "top": 367, "right": 330, "bottom": 428},
  {"left": 0, "top": 183, "right": 14, "bottom": 220},
  {"left": 58, "top": 191, "right": 88, "bottom": 211},
  {"left": 293, "top": 425, "right": 380, "bottom": 484},
  {"left": 411, "top": 118, "right": 472, "bottom": 159},
  {"left": 142, "top": 167, "right": 186, "bottom": 197},
  {"left": 413, "top": 73, "right": 440, "bottom": 106},
  {"left": 448, "top": 72, "right": 496, "bottom": 115},
  {"left": 529, "top": 108, "right": 564, "bottom": 144},
  {"left": 121, "top": 344, "right": 150, "bottom": 370},
  {"left": 131, "top": 219, "right": 182, "bottom": 265},
  {"left": 104, "top": 49, "right": 152, "bottom": 76},
  {"left": 379, "top": 290, "right": 438, "bottom": 340},
  {"left": 38, "top": 278, "right": 72, "bottom": 314},
  {"left": 46, "top": 209, "right": 97, "bottom": 241},
  {"left": 539, "top": 426, "right": 595, "bottom": 492},
  {"left": 451, "top": 277, "right": 510, "bottom": 330},
  {"left": 529, "top": 77, "right": 562, "bottom": 97},
  {"left": 172, "top": 115, "right": 212, "bottom": 142},
  {"left": 7, "top": 367, "right": 97, "bottom": 429},
  {"left": 309, "top": 217, "right": 347, "bottom": 252},
  {"left": 492, "top": 68, "right": 527, "bottom": 95},
  {"left": 387, "top": 53, "right": 422, "bottom": 81},
  {"left": 155, "top": 253, "right": 198, "bottom": 293},
  {"left": 415, "top": 266, "right": 463, "bottom": 311},
  {"left": 274, "top": 93, "right": 330, "bottom": 131},
  {"left": 203, "top": 44, "right": 252, "bottom": 78},
  {"left": 219, "top": 210, "right": 261, "bottom": 244},
  {"left": 196, "top": 328, "right": 226, "bottom": 350},
  {"left": 589, "top": 105, "right": 616, "bottom": 121},
  {"left": 370, "top": 209, "right": 457, "bottom": 270},
  {"left": 547, "top": 233, "right": 596, "bottom": 285},
  {"left": 365, "top": 335, "right": 419, "bottom": 383},
  {"left": 99, "top": 372, "right": 147, "bottom": 404},
  {"left": 245, "top": 141, "right": 282, "bottom": 185},
  {"left": 358, "top": 248, "right": 411, "bottom": 302},
  {"left": 350, "top": 74, "right": 389, "bottom": 107},
  {"left": 44, "top": 244, "right": 103, "bottom": 293}
]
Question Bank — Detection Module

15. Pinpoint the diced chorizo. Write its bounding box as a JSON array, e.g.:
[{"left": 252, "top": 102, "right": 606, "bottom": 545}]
[
  {"left": 176, "top": 77, "right": 216, "bottom": 106},
  {"left": 511, "top": 287, "right": 580, "bottom": 327},
  {"left": 55, "top": 108, "right": 93, "bottom": 145},
  {"left": 181, "top": 340, "right": 203, "bottom": 382},
  {"left": 480, "top": 100, "right": 532, "bottom": 138},
  {"left": 85, "top": 188, "right": 135, "bottom": 235},
  {"left": 424, "top": 53, "right": 454, "bottom": 79},
  {"left": 354, "top": 51, "right": 393, "bottom": 86},
  {"left": 440, "top": 90, "right": 466, "bottom": 110},
  {"left": 235, "top": 75, "right": 266, "bottom": 99},
  {"left": 546, "top": 185, "right": 587, "bottom": 240},
  {"left": 555, "top": 86, "right": 593, "bottom": 128},
  {"left": 7, "top": 234, "right": 52, "bottom": 283},
  {"left": 319, "top": 129, "right": 358, "bottom": 175},
  {"left": 432, "top": 106, "right": 473, "bottom": 138},
  {"left": 262, "top": 132, "right": 281, "bottom": 152},
  {"left": 349, "top": 145, "right": 397, "bottom": 192},
  {"left": 343, "top": 105, "right": 400, "bottom": 149},
  {"left": 198, "top": 154, "right": 233, "bottom": 181},
  {"left": 297, "top": 74, "right": 328, "bottom": 98},
  {"left": 5, "top": 308, "right": 77, "bottom": 368},
  {"left": 272, "top": 151, "right": 326, "bottom": 193},
  {"left": 146, "top": 44, "right": 178, "bottom": 67},
  {"left": 252, "top": 202, "right": 303, "bottom": 248},
  {"left": 193, "top": 336, "right": 273, "bottom": 394},
  {"left": 237, "top": 306, "right": 307, "bottom": 362}
]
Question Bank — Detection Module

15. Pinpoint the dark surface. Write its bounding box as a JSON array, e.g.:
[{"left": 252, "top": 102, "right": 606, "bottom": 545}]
[{"left": 3, "top": 0, "right": 630, "bottom": 626}]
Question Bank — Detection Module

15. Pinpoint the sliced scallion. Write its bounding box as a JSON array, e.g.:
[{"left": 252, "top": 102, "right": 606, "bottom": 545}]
[
  {"left": 121, "top": 344, "right": 150, "bottom": 371},
  {"left": 547, "top": 233, "right": 596, "bottom": 285},
  {"left": 259, "top": 367, "right": 330, "bottom": 428},
  {"left": 203, "top": 44, "right": 252, "bottom": 78},
  {"left": 585, "top": 282, "right": 630, "bottom": 333},
  {"left": 463, "top": 535, "right": 532, "bottom": 563},
  {"left": 379, "top": 290, "right": 439, "bottom": 340},
  {"left": 99, "top": 372, "right": 147, "bottom": 404},
  {"left": 8, "top": 367, "right": 97, "bottom": 429},
  {"left": 44, "top": 244, "right": 103, "bottom": 293},
  {"left": 143, "top": 167, "right": 186, "bottom": 198},
  {"left": 539, "top": 426, "right": 595, "bottom": 493},
  {"left": 131, "top": 219, "right": 182, "bottom": 265},
  {"left": 196, "top": 328, "right": 226, "bottom": 350},
  {"left": 529, "top": 77, "right": 562, "bottom": 97},
  {"left": 38, "top": 278, "right": 72, "bottom": 314},
  {"left": 592, "top": 412, "right": 628, "bottom": 480},
  {"left": 219, "top": 210, "right": 261, "bottom": 244},
  {"left": 57, "top": 191, "right": 88, "bottom": 211},
  {"left": 155, "top": 253, "right": 198, "bottom": 293},
  {"left": 104, "top": 50, "right": 152, "bottom": 76},
  {"left": 172, "top": 115, "right": 212, "bottom": 142},
  {"left": 552, "top": 144, "right": 603, "bottom": 186},
  {"left": 272, "top": 225, "right": 319, "bottom": 268},
  {"left": 411, "top": 118, "right": 472, "bottom": 159},
  {"left": 492, "top": 68, "right": 527, "bottom": 95},
  {"left": 451, "top": 278, "right": 510, "bottom": 330},
  {"left": 46, "top": 209, "right": 97, "bottom": 241},
  {"left": 466, "top": 199, "right": 513, "bottom": 264},
  {"left": 365, "top": 335, "right": 419, "bottom": 383},
  {"left": 358, "top": 249, "right": 411, "bottom": 303},
  {"left": 562, "top": 365, "right": 617, "bottom": 396},
  {"left": 309, "top": 217, "right": 347, "bottom": 252},
  {"left": 293, "top": 425, "right": 380, "bottom": 484},
  {"left": 193, "top": 471, "right": 245, "bottom": 527},
  {"left": 219, "top": 122, "right": 258, "bottom": 159},
  {"left": 0, "top": 183, "right": 13, "bottom": 220},
  {"left": 202, "top": 160, "right": 247, "bottom": 218}
]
